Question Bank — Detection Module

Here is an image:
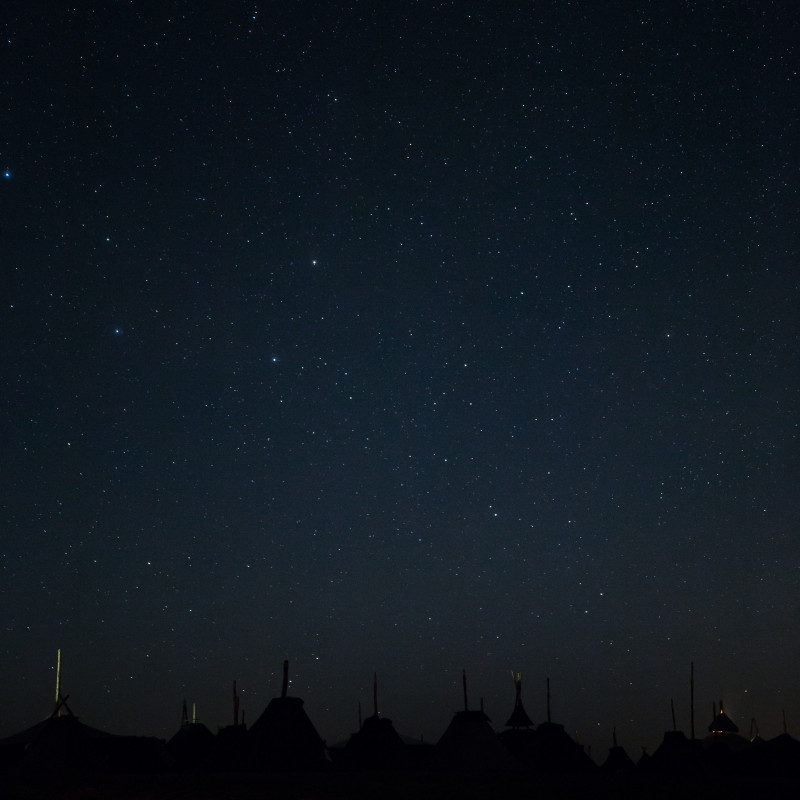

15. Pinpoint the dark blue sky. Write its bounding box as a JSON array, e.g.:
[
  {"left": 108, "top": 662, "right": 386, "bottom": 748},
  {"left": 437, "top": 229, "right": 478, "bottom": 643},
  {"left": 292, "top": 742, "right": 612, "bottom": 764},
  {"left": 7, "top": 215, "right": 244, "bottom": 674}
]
[{"left": 2, "top": 1, "right": 798, "bottom": 757}]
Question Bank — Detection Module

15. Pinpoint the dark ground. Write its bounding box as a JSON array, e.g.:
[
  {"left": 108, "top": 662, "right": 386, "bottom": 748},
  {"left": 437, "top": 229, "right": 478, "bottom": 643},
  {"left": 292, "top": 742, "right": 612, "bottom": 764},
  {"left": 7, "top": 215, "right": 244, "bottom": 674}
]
[{"left": 3, "top": 770, "right": 797, "bottom": 800}]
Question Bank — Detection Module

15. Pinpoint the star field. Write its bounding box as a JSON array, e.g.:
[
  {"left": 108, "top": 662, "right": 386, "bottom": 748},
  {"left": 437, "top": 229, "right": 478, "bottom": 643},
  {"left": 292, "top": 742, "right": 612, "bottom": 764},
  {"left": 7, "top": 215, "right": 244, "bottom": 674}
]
[{"left": 1, "top": 2, "right": 798, "bottom": 757}]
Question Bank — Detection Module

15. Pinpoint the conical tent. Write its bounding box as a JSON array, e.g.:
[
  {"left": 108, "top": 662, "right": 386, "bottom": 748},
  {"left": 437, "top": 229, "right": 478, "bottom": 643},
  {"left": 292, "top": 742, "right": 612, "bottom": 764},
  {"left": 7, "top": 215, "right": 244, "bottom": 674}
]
[
  {"left": 433, "top": 671, "right": 517, "bottom": 771},
  {"left": 0, "top": 711, "right": 117, "bottom": 774},
  {"left": 344, "top": 714, "right": 407, "bottom": 768},
  {"left": 434, "top": 709, "right": 518, "bottom": 771},
  {"left": 167, "top": 719, "right": 217, "bottom": 769},
  {"left": 497, "top": 672, "right": 537, "bottom": 768},
  {"left": 500, "top": 677, "right": 594, "bottom": 773},
  {"left": 708, "top": 701, "right": 740, "bottom": 734},
  {"left": 247, "top": 661, "right": 328, "bottom": 770},
  {"left": 602, "top": 744, "right": 636, "bottom": 772},
  {"left": 523, "top": 720, "right": 596, "bottom": 773},
  {"left": 600, "top": 728, "right": 634, "bottom": 773},
  {"left": 2, "top": 653, "right": 171, "bottom": 775},
  {"left": 0, "top": 702, "right": 170, "bottom": 775},
  {"left": 342, "top": 673, "right": 407, "bottom": 768},
  {"left": 248, "top": 696, "right": 328, "bottom": 770},
  {"left": 0, "top": 655, "right": 120, "bottom": 774},
  {"left": 644, "top": 729, "right": 707, "bottom": 775},
  {"left": 704, "top": 700, "right": 749, "bottom": 754},
  {"left": 504, "top": 673, "right": 534, "bottom": 729}
]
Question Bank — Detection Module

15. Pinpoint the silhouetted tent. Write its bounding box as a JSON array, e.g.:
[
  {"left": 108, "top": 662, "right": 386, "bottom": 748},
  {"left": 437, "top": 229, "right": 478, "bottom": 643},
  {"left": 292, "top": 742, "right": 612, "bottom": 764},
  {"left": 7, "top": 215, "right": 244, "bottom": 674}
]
[
  {"left": 704, "top": 701, "right": 749, "bottom": 755},
  {"left": 215, "top": 679, "right": 248, "bottom": 769},
  {"left": 434, "top": 709, "right": 518, "bottom": 771},
  {"left": 342, "top": 673, "right": 407, "bottom": 769},
  {"left": 0, "top": 704, "right": 169, "bottom": 775},
  {"left": 167, "top": 721, "right": 216, "bottom": 769},
  {"left": 602, "top": 745, "right": 636, "bottom": 772},
  {"left": 644, "top": 729, "right": 707, "bottom": 775},
  {"left": 167, "top": 702, "right": 217, "bottom": 770},
  {"left": 497, "top": 725, "right": 537, "bottom": 768},
  {"left": 0, "top": 654, "right": 125, "bottom": 775},
  {"left": 602, "top": 743, "right": 636, "bottom": 772},
  {"left": 433, "top": 671, "right": 518, "bottom": 771},
  {"left": 497, "top": 672, "right": 537, "bottom": 767},
  {"left": 524, "top": 721, "right": 596, "bottom": 773},
  {"left": 636, "top": 746, "right": 652, "bottom": 770},
  {"left": 0, "top": 710, "right": 115, "bottom": 774},
  {"left": 216, "top": 722, "right": 248, "bottom": 770},
  {"left": 247, "top": 660, "right": 328, "bottom": 770},
  {"left": 741, "top": 731, "right": 800, "bottom": 778},
  {"left": 708, "top": 700, "right": 739, "bottom": 734},
  {"left": 500, "top": 678, "right": 594, "bottom": 773},
  {"left": 344, "top": 714, "right": 407, "bottom": 769},
  {"left": 504, "top": 672, "right": 534, "bottom": 729}
]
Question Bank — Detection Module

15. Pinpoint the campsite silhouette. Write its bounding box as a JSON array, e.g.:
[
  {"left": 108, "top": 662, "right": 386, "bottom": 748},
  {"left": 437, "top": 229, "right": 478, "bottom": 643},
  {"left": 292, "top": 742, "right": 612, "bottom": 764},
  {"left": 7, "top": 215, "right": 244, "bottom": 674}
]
[{"left": 2, "top": 660, "right": 797, "bottom": 799}]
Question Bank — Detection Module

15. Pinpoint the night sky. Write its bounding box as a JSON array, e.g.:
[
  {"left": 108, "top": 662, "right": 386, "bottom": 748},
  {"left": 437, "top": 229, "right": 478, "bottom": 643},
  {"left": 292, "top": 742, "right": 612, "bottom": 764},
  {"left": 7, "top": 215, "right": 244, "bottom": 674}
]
[{"left": 2, "top": 1, "right": 798, "bottom": 759}]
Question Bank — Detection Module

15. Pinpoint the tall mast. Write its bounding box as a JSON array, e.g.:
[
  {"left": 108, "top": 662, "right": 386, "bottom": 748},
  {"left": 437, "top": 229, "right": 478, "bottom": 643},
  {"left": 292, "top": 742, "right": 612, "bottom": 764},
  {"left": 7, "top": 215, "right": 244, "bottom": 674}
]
[
  {"left": 546, "top": 677, "right": 551, "bottom": 723},
  {"left": 373, "top": 672, "right": 378, "bottom": 717},
  {"left": 513, "top": 672, "right": 522, "bottom": 706},
  {"left": 55, "top": 648, "right": 62, "bottom": 705},
  {"left": 462, "top": 669, "right": 469, "bottom": 711},
  {"left": 281, "top": 660, "right": 289, "bottom": 699}
]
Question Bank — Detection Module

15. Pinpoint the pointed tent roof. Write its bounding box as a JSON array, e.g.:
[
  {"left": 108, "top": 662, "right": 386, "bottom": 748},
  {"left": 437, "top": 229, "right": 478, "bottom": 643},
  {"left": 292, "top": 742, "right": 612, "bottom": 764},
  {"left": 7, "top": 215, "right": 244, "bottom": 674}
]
[
  {"left": 247, "top": 660, "right": 328, "bottom": 770},
  {"left": 435, "top": 709, "right": 518, "bottom": 771},
  {"left": 433, "top": 671, "right": 518, "bottom": 771},
  {"left": 0, "top": 714, "right": 170, "bottom": 775},
  {"left": 248, "top": 696, "right": 328, "bottom": 769},
  {"left": 504, "top": 672, "right": 534, "bottom": 729},
  {"left": 342, "top": 673, "right": 407, "bottom": 768},
  {"left": 601, "top": 728, "right": 635, "bottom": 772},
  {"left": 703, "top": 700, "right": 750, "bottom": 755},
  {"left": 0, "top": 704, "right": 118, "bottom": 774},
  {"left": 644, "top": 729, "right": 707, "bottom": 775},
  {"left": 500, "top": 677, "right": 594, "bottom": 772},
  {"left": 167, "top": 722, "right": 217, "bottom": 768},
  {"left": 344, "top": 714, "right": 407, "bottom": 768},
  {"left": 708, "top": 700, "right": 739, "bottom": 734},
  {"left": 0, "top": 653, "right": 171, "bottom": 776},
  {"left": 602, "top": 745, "right": 636, "bottom": 772},
  {"left": 0, "top": 652, "right": 120, "bottom": 774},
  {"left": 528, "top": 721, "right": 596, "bottom": 772}
]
